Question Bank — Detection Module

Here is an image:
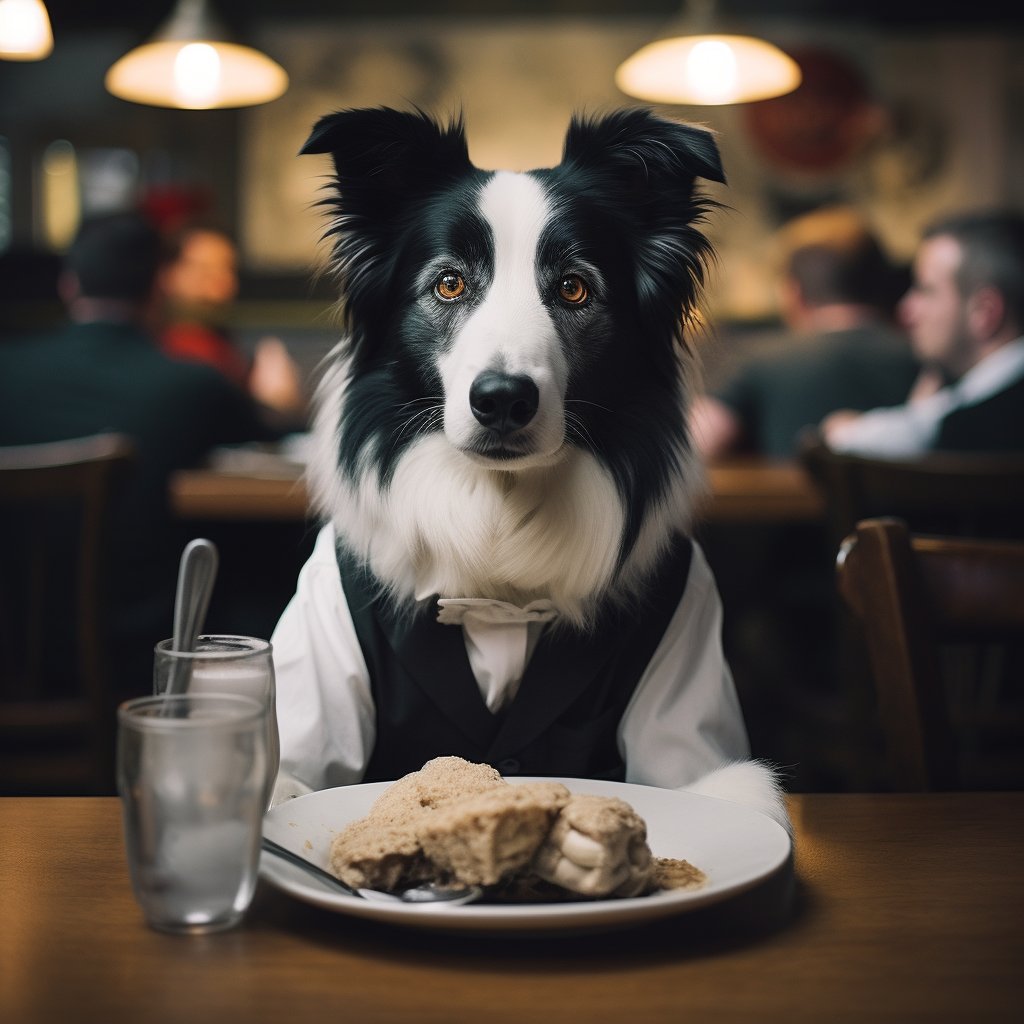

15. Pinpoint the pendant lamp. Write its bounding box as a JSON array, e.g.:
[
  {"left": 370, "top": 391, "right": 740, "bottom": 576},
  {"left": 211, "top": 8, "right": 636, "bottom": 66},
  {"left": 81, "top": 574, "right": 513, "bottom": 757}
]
[
  {"left": 0, "top": 0, "right": 53, "bottom": 60},
  {"left": 616, "top": 0, "right": 801, "bottom": 106},
  {"left": 105, "top": 0, "right": 288, "bottom": 110}
]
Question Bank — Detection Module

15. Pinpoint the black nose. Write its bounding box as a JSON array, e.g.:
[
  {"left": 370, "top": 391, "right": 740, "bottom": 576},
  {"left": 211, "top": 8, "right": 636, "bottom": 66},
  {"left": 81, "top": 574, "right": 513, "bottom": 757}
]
[{"left": 469, "top": 372, "right": 539, "bottom": 433}]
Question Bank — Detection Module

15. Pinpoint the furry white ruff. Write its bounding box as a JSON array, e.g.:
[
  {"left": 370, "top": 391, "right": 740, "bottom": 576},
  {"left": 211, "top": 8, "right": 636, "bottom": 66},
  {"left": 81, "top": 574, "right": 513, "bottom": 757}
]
[
  {"left": 306, "top": 353, "right": 706, "bottom": 626},
  {"left": 682, "top": 761, "right": 791, "bottom": 833}
]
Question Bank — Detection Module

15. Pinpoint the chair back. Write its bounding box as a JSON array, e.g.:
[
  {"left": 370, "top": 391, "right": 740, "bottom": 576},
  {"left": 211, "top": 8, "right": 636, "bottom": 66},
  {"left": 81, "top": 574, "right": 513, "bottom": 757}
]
[
  {"left": 0, "top": 434, "right": 135, "bottom": 794},
  {"left": 837, "top": 517, "right": 1024, "bottom": 791},
  {"left": 800, "top": 434, "right": 1024, "bottom": 544}
]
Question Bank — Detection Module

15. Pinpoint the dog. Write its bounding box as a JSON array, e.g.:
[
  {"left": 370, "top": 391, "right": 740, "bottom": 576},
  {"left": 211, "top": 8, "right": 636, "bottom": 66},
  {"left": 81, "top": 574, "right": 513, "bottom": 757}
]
[{"left": 271, "top": 107, "right": 786, "bottom": 830}]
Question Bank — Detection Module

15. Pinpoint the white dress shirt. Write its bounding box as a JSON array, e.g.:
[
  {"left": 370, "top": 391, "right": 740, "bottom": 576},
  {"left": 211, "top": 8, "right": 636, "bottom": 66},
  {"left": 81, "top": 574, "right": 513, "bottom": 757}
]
[
  {"left": 270, "top": 522, "right": 750, "bottom": 802},
  {"left": 828, "top": 338, "right": 1024, "bottom": 457}
]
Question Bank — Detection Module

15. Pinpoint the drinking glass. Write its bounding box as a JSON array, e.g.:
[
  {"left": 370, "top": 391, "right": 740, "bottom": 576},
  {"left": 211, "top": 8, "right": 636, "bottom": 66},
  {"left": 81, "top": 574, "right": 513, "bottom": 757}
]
[
  {"left": 117, "top": 693, "right": 267, "bottom": 934},
  {"left": 154, "top": 635, "right": 280, "bottom": 810}
]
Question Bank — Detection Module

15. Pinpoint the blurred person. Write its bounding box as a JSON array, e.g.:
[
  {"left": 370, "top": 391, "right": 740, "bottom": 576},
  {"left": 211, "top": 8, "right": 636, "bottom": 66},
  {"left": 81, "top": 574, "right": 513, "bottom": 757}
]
[
  {"left": 0, "top": 211, "right": 286, "bottom": 697},
  {"left": 158, "top": 222, "right": 307, "bottom": 430},
  {"left": 823, "top": 209, "right": 1024, "bottom": 455},
  {"left": 691, "top": 206, "right": 919, "bottom": 459}
]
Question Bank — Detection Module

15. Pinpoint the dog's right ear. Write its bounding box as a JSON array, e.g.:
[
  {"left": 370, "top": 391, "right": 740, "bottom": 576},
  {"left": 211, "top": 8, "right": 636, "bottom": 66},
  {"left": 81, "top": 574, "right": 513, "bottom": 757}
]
[
  {"left": 301, "top": 108, "right": 472, "bottom": 337},
  {"left": 300, "top": 106, "right": 471, "bottom": 200}
]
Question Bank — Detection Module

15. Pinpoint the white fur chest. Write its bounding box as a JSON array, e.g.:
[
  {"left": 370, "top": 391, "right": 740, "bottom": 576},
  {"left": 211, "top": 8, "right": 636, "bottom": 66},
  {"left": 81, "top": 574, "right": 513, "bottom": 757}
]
[{"left": 307, "top": 361, "right": 702, "bottom": 626}]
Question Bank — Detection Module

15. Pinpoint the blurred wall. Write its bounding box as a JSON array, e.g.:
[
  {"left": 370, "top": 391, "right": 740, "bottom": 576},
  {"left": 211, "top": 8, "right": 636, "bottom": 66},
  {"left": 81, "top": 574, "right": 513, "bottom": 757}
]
[
  {"left": 241, "top": 16, "right": 1023, "bottom": 322},
  {"left": 2, "top": 11, "right": 1022, "bottom": 325}
]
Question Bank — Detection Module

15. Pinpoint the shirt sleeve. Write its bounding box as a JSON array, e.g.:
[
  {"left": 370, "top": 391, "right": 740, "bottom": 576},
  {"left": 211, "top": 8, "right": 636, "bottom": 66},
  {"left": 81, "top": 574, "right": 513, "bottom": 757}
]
[
  {"left": 618, "top": 541, "right": 751, "bottom": 789},
  {"left": 270, "top": 522, "right": 376, "bottom": 801},
  {"left": 827, "top": 388, "right": 956, "bottom": 457}
]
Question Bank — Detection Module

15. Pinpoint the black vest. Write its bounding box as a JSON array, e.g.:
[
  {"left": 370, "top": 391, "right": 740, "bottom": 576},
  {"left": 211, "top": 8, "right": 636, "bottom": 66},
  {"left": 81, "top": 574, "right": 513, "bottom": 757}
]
[
  {"left": 936, "top": 374, "right": 1024, "bottom": 453},
  {"left": 337, "top": 538, "right": 693, "bottom": 783}
]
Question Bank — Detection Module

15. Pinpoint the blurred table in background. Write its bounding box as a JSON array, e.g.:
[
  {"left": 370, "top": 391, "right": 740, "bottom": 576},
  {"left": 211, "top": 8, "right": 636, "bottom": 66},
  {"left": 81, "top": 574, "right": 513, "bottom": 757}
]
[
  {"left": 170, "top": 455, "right": 824, "bottom": 525},
  {"left": 701, "top": 460, "right": 824, "bottom": 523},
  {"left": 171, "top": 471, "right": 310, "bottom": 521}
]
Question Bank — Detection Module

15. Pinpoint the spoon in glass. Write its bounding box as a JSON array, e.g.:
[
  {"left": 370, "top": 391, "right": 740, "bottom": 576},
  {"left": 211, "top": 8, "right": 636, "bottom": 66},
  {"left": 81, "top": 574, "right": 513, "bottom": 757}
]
[
  {"left": 261, "top": 836, "right": 483, "bottom": 906},
  {"left": 165, "top": 538, "right": 219, "bottom": 695}
]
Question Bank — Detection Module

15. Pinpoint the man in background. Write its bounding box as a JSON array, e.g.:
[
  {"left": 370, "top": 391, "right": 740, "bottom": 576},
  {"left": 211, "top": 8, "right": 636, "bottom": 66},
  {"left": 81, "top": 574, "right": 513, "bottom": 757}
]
[
  {"left": 691, "top": 206, "right": 919, "bottom": 460},
  {"left": 0, "top": 211, "right": 284, "bottom": 696},
  {"left": 823, "top": 209, "right": 1024, "bottom": 455}
]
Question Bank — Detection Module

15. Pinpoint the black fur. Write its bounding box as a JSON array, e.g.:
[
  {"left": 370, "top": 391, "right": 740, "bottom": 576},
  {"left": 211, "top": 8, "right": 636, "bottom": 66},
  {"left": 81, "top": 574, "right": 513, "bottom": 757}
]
[{"left": 304, "top": 106, "right": 723, "bottom": 573}]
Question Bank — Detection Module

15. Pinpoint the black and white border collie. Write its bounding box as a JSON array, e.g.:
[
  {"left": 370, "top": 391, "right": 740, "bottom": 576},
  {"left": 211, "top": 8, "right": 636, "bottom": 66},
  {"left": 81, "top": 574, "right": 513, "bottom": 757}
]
[
  {"left": 285, "top": 106, "right": 786, "bottom": 825},
  {"left": 303, "top": 107, "right": 721, "bottom": 624}
]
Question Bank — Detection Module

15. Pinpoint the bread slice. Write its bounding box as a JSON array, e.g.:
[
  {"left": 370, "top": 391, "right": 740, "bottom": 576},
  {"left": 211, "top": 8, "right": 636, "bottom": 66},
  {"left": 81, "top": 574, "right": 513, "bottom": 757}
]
[
  {"left": 328, "top": 817, "right": 427, "bottom": 890},
  {"left": 418, "top": 781, "right": 571, "bottom": 886},
  {"left": 368, "top": 755, "right": 505, "bottom": 824}
]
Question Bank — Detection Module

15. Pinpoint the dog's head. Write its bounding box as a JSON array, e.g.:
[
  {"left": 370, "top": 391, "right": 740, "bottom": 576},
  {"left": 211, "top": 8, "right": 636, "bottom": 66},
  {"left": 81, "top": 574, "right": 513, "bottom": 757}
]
[
  {"left": 302, "top": 108, "right": 723, "bottom": 610},
  {"left": 303, "top": 107, "right": 723, "bottom": 472}
]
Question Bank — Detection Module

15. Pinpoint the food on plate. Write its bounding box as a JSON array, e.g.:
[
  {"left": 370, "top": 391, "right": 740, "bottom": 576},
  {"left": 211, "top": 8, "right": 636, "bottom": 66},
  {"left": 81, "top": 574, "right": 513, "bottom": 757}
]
[
  {"left": 326, "top": 816, "right": 426, "bottom": 893},
  {"left": 328, "top": 756, "right": 707, "bottom": 902},
  {"left": 531, "top": 793, "right": 653, "bottom": 897},
  {"left": 653, "top": 857, "right": 707, "bottom": 891},
  {"left": 418, "top": 781, "right": 571, "bottom": 886},
  {"left": 369, "top": 756, "right": 505, "bottom": 823}
]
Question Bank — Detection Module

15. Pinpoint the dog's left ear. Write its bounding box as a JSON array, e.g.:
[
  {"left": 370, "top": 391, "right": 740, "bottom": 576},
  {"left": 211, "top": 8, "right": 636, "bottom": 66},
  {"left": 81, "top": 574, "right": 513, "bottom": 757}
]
[
  {"left": 561, "top": 109, "right": 724, "bottom": 324},
  {"left": 562, "top": 108, "right": 724, "bottom": 190}
]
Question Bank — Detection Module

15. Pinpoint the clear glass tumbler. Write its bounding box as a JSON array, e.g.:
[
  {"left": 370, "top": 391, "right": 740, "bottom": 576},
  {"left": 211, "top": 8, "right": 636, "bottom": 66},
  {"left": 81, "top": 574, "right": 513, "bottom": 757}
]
[
  {"left": 154, "top": 635, "right": 280, "bottom": 810},
  {"left": 117, "top": 693, "right": 267, "bottom": 934}
]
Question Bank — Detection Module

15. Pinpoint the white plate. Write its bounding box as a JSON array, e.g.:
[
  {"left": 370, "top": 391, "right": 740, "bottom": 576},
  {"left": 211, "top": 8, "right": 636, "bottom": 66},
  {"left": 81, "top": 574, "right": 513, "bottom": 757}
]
[{"left": 260, "top": 777, "right": 791, "bottom": 933}]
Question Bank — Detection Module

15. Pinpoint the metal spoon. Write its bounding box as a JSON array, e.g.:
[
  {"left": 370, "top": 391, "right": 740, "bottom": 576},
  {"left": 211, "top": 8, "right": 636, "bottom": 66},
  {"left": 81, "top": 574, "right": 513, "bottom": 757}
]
[
  {"left": 165, "top": 538, "right": 219, "bottom": 695},
  {"left": 261, "top": 836, "right": 483, "bottom": 906}
]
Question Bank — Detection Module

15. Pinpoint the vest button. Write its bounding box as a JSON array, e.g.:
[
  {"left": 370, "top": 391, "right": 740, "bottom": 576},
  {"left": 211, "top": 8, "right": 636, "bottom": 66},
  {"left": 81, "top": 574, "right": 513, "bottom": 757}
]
[{"left": 497, "top": 758, "right": 521, "bottom": 775}]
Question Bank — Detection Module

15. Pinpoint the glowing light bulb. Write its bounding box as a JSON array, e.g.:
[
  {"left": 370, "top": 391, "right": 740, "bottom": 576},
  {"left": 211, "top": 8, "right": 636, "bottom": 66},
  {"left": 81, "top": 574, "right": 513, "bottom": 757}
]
[
  {"left": 0, "top": 0, "right": 54, "bottom": 60},
  {"left": 173, "top": 42, "right": 222, "bottom": 107},
  {"left": 687, "top": 40, "right": 738, "bottom": 103},
  {"left": 616, "top": 32, "right": 801, "bottom": 106}
]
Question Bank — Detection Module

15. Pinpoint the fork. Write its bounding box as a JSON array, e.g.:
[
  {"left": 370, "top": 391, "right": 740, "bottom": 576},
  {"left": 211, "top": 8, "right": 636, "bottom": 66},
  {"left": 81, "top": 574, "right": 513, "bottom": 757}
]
[{"left": 260, "top": 836, "right": 483, "bottom": 906}]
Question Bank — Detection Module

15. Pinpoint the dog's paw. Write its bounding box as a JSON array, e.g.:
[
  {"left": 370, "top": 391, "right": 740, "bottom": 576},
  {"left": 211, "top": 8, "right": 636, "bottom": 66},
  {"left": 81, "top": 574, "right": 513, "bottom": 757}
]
[{"left": 681, "top": 760, "right": 791, "bottom": 833}]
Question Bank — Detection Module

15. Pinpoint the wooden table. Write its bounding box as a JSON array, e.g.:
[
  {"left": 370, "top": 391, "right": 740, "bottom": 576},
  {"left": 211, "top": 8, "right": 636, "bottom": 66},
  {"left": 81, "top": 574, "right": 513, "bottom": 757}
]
[
  {"left": 2, "top": 793, "right": 1020, "bottom": 1023},
  {"left": 170, "top": 459, "right": 824, "bottom": 524},
  {"left": 702, "top": 460, "right": 824, "bottom": 523}
]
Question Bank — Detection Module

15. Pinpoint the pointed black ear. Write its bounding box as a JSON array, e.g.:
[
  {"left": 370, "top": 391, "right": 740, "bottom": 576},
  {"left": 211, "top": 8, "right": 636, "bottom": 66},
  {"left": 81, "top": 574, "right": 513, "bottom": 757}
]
[
  {"left": 300, "top": 108, "right": 472, "bottom": 341},
  {"left": 560, "top": 109, "right": 725, "bottom": 328},
  {"left": 300, "top": 106, "right": 471, "bottom": 195},
  {"left": 562, "top": 107, "right": 725, "bottom": 190}
]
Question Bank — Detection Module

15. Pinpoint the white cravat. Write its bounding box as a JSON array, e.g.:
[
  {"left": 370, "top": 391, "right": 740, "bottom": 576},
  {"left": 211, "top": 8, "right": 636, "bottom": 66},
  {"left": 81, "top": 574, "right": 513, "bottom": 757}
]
[{"left": 435, "top": 598, "right": 560, "bottom": 714}]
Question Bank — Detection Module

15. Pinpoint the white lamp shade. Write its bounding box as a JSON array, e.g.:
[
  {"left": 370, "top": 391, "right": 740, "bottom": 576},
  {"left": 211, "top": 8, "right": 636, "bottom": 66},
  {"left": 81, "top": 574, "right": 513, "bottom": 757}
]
[
  {"left": 0, "top": 0, "right": 54, "bottom": 61},
  {"left": 616, "top": 34, "right": 801, "bottom": 106},
  {"left": 105, "top": 0, "right": 287, "bottom": 109},
  {"left": 106, "top": 39, "right": 288, "bottom": 109}
]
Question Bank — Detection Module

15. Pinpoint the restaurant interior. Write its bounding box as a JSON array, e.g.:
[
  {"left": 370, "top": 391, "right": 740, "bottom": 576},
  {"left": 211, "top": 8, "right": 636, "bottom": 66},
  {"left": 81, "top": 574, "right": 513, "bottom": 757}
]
[
  {"left": 2, "top": 0, "right": 1023, "bottom": 793},
  {"left": 2, "top": 4, "right": 1023, "bottom": 1021}
]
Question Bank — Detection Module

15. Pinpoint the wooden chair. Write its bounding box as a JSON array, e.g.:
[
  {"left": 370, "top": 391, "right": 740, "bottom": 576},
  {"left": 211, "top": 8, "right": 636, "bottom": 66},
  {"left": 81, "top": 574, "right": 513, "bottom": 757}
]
[
  {"left": 800, "top": 433, "right": 1024, "bottom": 545},
  {"left": 0, "top": 434, "right": 135, "bottom": 795},
  {"left": 837, "top": 517, "right": 1024, "bottom": 791}
]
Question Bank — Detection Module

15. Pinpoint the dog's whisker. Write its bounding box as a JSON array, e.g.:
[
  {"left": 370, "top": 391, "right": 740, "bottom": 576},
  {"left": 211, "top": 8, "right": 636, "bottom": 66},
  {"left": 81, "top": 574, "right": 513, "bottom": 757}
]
[
  {"left": 565, "top": 398, "right": 615, "bottom": 415},
  {"left": 395, "top": 396, "right": 444, "bottom": 414},
  {"left": 389, "top": 403, "right": 445, "bottom": 447},
  {"left": 564, "top": 411, "right": 600, "bottom": 452}
]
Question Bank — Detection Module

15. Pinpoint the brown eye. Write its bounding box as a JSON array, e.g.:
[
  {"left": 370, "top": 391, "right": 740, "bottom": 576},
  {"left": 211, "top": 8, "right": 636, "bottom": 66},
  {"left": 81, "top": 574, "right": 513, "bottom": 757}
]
[
  {"left": 435, "top": 272, "right": 466, "bottom": 301},
  {"left": 558, "top": 274, "right": 588, "bottom": 305}
]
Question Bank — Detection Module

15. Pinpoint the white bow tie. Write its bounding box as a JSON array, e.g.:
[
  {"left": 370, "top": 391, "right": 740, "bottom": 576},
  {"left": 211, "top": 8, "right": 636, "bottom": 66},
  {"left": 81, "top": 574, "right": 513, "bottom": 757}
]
[{"left": 435, "top": 597, "right": 561, "bottom": 627}]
